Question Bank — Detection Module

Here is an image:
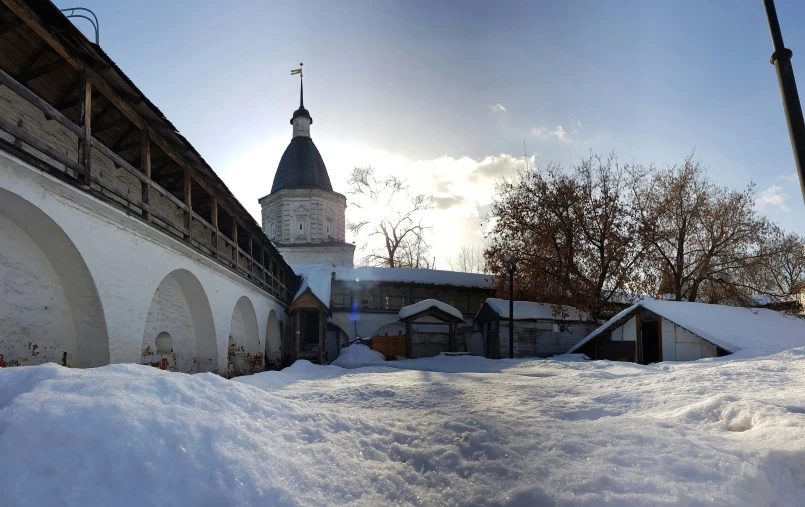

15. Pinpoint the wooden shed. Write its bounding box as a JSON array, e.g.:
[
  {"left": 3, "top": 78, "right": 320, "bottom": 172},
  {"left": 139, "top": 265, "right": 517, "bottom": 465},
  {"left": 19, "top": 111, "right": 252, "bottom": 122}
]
[
  {"left": 568, "top": 300, "right": 805, "bottom": 364},
  {"left": 474, "top": 299, "right": 595, "bottom": 359}
]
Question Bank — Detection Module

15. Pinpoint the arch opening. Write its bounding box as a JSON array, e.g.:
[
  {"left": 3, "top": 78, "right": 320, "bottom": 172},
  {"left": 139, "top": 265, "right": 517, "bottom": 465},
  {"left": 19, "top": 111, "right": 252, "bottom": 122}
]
[
  {"left": 0, "top": 188, "right": 108, "bottom": 367},
  {"left": 265, "top": 309, "right": 282, "bottom": 370},
  {"left": 227, "top": 296, "right": 261, "bottom": 376},
  {"left": 141, "top": 269, "right": 217, "bottom": 373}
]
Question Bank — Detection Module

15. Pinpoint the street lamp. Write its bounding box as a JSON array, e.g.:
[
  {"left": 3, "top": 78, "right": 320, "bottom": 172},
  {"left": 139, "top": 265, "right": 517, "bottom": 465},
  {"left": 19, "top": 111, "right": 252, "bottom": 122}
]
[
  {"left": 763, "top": 0, "right": 805, "bottom": 204},
  {"left": 503, "top": 253, "right": 516, "bottom": 359}
]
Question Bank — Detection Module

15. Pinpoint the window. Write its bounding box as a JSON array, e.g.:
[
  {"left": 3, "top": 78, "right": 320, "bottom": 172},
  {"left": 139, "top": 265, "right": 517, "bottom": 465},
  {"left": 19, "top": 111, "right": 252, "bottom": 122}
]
[
  {"left": 296, "top": 216, "right": 306, "bottom": 235},
  {"left": 155, "top": 332, "right": 172, "bottom": 354},
  {"left": 326, "top": 218, "right": 333, "bottom": 237},
  {"left": 552, "top": 323, "right": 569, "bottom": 333}
]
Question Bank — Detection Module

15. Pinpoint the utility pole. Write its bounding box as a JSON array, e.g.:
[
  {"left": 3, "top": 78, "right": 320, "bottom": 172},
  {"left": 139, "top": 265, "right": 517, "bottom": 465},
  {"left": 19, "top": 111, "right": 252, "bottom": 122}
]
[{"left": 763, "top": 0, "right": 805, "bottom": 203}]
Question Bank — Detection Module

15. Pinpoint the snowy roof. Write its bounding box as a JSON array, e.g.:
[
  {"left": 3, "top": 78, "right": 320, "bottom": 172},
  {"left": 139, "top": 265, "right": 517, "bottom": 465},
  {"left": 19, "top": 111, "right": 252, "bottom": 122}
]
[
  {"left": 399, "top": 299, "right": 465, "bottom": 322},
  {"left": 568, "top": 299, "right": 805, "bottom": 355},
  {"left": 482, "top": 298, "right": 591, "bottom": 322},
  {"left": 291, "top": 264, "right": 496, "bottom": 308},
  {"left": 333, "top": 266, "right": 494, "bottom": 289},
  {"left": 292, "top": 264, "right": 335, "bottom": 307}
]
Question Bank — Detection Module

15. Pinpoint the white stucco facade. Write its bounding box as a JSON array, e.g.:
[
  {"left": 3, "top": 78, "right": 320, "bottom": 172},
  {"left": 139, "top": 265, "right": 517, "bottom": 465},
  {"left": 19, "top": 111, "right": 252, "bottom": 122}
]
[{"left": 0, "top": 150, "right": 288, "bottom": 374}]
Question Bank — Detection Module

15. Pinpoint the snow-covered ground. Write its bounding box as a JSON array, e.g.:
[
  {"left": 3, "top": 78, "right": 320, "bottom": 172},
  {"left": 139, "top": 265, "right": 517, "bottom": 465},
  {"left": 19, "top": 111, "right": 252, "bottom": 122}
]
[{"left": 4, "top": 348, "right": 805, "bottom": 506}]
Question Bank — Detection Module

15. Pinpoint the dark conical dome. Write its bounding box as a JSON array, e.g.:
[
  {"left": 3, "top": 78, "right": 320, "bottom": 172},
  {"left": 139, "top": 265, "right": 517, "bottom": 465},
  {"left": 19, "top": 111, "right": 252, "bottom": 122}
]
[{"left": 270, "top": 137, "right": 333, "bottom": 193}]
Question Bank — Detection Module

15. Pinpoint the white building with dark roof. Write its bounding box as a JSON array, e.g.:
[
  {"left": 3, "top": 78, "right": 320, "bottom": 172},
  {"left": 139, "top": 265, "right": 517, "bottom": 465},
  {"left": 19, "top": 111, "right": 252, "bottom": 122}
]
[{"left": 258, "top": 78, "right": 354, "bottom": 267}]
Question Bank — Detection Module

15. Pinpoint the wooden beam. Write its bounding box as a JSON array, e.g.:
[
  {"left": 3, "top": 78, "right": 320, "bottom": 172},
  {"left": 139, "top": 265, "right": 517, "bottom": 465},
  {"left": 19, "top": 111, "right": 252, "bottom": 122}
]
[
  {"left": 17, "top": 59, "right": 68, "bottom": 83},
  {"left": 211, "top": 196, "right": 218, "bottom": 258},
  {"left": 110, "top": 123, "right": 136, "bottom": 151},
  {"left": 15, "top": 43, "right": 49, "bottom": 78},
  {"left": 93, "top": 116, "right": 128, "bottom": 133},
  {"left": 0, "top": 18, "right": 23, "bottom": 36},
  {"left": 141, "top": 129, "right": 150, "bottom": 221},
  {"left": 77, "top": 73, "right": 91, "bottom": 186},
  {"left": 55, "top": 89, "right": 101, "bottom": 112},
  {"left": 248, "top": 235, "right": 253, "bottom": 274},
  {"left": 183, "top": 165, "right": 192, "bottom": 242},
  {"left": 232, "top": 216, "right": 239, "bottom": 266}
]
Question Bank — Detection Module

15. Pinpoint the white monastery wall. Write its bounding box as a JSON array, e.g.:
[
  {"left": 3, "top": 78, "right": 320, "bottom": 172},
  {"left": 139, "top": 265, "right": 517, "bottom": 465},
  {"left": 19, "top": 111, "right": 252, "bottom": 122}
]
[
  {"left": 0, "top": 149, "right": 287, "bottom": 375},
  {"left": 0, "top": 214, "right": 77, "bottom": 366}
]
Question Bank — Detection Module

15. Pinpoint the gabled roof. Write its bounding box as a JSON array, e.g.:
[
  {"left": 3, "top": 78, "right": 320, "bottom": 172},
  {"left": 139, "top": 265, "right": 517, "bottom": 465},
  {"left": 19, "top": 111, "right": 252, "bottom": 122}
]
[
  {"left": 481, "top": 298, "right": 591, "bottom": 322},
  {"left": 398, "top": 299, "right": 464, "bottom": 323},
  {"left": 292, "top": 264, "right": 334, "bottom": 307},
  {"left": 568, "top": 300, "right": 805, "bottom": 356}
]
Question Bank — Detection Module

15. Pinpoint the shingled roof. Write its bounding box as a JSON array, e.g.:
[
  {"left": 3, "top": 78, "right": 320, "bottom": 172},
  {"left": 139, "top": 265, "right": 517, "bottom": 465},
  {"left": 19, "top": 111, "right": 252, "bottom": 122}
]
[{"left": 270, "top": 136, "right": 333, "bottom": 193}]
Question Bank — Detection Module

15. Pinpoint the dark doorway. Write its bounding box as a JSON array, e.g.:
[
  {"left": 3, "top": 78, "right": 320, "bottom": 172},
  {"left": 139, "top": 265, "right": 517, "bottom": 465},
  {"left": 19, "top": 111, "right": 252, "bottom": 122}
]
[
  {"left": 299, "top": 309, "right": 320, "bottom": 353},
  {"left": 640, "top": 320, "right": 660, "bottom": 365}
]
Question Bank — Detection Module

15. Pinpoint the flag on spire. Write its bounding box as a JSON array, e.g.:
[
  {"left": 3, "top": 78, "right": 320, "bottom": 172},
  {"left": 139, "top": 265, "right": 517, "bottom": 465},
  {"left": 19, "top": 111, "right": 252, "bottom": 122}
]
[{"left": 290, "top": 62, "right": 303, "bottom": 76}]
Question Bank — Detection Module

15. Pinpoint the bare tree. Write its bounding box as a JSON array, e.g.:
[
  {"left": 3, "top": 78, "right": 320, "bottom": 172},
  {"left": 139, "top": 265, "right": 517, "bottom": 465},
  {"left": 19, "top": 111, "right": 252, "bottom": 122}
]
[
  {"left": 448, "top": 246, "right": 487, "bottom": 273},
  {"left": 746, "top": 228, "right": 805, "bottom": 302},
  {"left": 397, "top": 234, "right": 436, "bottom": 269},
  {"left": 484, "top": 153, "right": 640, "bottom": 318},
  {"left": 630, "top": 154, "right": 772, "bottom": 303},
  {"left": 347, "top": 166, "right": 433, "bottom": 268}
]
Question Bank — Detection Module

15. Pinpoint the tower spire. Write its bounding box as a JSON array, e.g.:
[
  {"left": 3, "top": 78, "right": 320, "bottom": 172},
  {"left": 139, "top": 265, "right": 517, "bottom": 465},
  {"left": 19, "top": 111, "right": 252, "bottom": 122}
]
[
  {"left": 298, "top": 62, "right": 304, "bottom": 108},
  {"left": 290, "top": 62, "right": 311, "bottom": 137}
]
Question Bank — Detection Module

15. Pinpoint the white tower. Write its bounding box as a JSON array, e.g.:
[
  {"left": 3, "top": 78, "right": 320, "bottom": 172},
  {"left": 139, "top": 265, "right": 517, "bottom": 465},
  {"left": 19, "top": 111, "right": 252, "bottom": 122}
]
[{"left": 258, "top": 75, "right": 355, "bottom": 267}]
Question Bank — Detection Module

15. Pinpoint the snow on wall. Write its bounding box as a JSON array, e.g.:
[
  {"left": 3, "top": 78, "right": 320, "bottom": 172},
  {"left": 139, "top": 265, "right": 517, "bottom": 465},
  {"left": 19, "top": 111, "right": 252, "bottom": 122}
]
[
  {"left": 1, "top": 146, "right": 287, "bottom": 373},
  {"left": 484, "top": 298, "right": 591, "bottom": 321},
  {"left": 0, "top": 214, "right": 77, "bottom": 367}
]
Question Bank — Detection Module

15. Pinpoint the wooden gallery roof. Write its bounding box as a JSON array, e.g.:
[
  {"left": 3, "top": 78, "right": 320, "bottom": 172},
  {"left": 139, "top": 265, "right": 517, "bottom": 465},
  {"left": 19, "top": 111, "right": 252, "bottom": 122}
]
[{"left": 0, "top": 0, "right": 298, "bottom": 298}]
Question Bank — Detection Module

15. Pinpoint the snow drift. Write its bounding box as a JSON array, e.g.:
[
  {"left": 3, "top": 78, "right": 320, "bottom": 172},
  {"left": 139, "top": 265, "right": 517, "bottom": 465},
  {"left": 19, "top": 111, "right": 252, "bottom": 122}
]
[{"left": 4, "top": 351, "right": 805, "bottom": 505}]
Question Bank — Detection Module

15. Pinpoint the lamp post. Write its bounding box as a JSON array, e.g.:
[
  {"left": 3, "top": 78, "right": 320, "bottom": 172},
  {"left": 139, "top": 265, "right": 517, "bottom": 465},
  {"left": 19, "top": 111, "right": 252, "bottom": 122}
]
[
  {"left": 763, "top": 0, "right": 805, "bottom": 204},
  {"left": 503, "top": 253, "right": 515, "bottom": 359}
]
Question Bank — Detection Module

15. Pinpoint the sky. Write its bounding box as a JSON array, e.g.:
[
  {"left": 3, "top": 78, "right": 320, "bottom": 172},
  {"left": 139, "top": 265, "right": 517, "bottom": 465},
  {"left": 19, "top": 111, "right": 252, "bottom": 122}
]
[{"left": 54, "top": 0, "right": 805, "bottom": 268}]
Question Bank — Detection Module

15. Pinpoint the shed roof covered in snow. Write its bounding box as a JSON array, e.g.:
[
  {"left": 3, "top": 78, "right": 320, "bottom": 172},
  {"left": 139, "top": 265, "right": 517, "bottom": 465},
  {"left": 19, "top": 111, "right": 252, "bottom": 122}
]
[
  {"left": 398, "top": 299, "right": 465, "bottom": 323},
  {"left": 568, "top": 300, "right": 805, "bottom": 355},
  {"left": 291, "top": 264, "right": 495, "bottom": 308},
  {"left": 333, "top": 266, "right": 494, "bottom": 289},
  {"left": 480, "top": 299, "right": 591, "bottom": 322}
]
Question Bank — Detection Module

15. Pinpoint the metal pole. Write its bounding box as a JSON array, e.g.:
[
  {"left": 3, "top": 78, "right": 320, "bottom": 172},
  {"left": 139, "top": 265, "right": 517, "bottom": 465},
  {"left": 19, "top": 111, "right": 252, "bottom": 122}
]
[
  {"left": 508, "top": 268, "right": 514, "bottom": 359},
  {"left": 763, "top": 0, "right": 805, "bottom": 203}
]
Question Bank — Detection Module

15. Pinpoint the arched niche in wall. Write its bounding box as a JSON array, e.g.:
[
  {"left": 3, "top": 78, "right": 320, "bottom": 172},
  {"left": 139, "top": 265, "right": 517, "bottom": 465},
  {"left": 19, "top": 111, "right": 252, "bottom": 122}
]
[
  {"left": 265, "top": 309, "right": 282, "bottom": 369},
  {"left": 0, "top": 188, "right": 108, "bottom": 367},
  {"left": 227, "top": 296, "right": 261, "bottom": 376},
  {"left": 141, "top": 269, "right": 217, "bottom": 373}
]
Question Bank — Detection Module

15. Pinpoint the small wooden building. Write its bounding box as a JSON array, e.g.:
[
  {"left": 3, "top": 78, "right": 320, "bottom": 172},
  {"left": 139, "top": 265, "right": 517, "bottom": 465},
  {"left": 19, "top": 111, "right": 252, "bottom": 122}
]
[
  {"left": 474, "top": 299, "right": 595, "bottom": 359},
  {"left": 568, "top": 300, "right": 805, "bottom": 364}
]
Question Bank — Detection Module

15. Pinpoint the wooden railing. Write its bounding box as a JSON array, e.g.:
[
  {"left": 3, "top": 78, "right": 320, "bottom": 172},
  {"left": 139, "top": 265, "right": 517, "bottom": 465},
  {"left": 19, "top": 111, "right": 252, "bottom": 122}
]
[{"left": 0, "top": 67, "right": 291, "bottom": 302}]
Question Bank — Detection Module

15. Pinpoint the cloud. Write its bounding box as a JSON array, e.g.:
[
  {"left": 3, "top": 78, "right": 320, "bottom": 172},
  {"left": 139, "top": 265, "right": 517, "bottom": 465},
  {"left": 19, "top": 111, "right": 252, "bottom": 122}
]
[
  {"left": 778, "top": 172, "right": 799, "bottom": 183},
  {"left": 530, "top": 125, "right": 572, "bottom": 144},
  {"left": 551, "top": 125, "right": 570, "bottom": 144},
  {"left": 469, "top": 154, "right": 531, "bottom": 181},
  {"left": 432, "top": 195, "right": 466, "bottom": 210},
  {"left": 756, "top": 184, "right": 790, "bottom": 212},
  {"left": 489, "top": 104, "right": 507, "bottom": 113},
  {"left": 223, "top": 139, "right": 527, "bottom": 269}
]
